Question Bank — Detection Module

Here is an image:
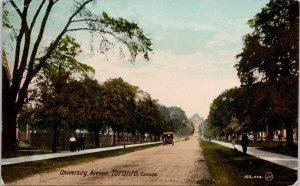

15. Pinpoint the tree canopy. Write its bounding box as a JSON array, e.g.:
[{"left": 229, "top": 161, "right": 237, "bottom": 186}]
[
  {"left": 207, "top": 0, "right": 298, "bottom": 148},
  {"left": 3, "top": 0, "right": 153, "bottom": 156}
]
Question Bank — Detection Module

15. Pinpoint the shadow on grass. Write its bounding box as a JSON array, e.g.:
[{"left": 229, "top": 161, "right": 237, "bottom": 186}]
[
  {"left": 200, "top": 140, "right": 297, "bottom": 186},
  {"left": 257, "top": 145, "right": 298, "bottom": 158}
]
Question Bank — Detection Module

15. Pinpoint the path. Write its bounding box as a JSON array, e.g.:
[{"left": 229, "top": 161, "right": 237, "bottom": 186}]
[
  {"left": 2, "top": 142, "right": 161, "bottom": 165},
  {"left": 210, "top": 140, "right": 298, "bottom": 171},
  {"left": 8, "top": 137, "right": 211, "bottom": 185}
]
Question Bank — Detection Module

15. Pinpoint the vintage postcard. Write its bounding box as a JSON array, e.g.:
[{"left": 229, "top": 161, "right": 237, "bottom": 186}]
[{"left": 1, "top": 0, "right": 298, "bottom": 185}]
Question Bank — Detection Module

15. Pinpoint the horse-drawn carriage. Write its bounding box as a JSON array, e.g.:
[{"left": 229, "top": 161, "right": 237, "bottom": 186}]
[{"left": 162, "top": 132, "right": 174, "bottom": 145}]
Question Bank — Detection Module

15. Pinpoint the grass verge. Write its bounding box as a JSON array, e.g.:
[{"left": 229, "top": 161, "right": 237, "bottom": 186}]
[
  {"left": 2, "top": 143, "right": 160, "bottom": 183},
  {"left": 200, "top": 140, "right": 297, "bottom": 186}
]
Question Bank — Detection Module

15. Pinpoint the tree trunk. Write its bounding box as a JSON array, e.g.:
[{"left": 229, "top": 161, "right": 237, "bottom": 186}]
[
  {"left": 2, "top": 102, "right": 18, "bottom": 157},
  {"left": 57, "top": 128, "right": 61, "bottom": 146},
  {"left": 265, "top": 123, "right": 270, "bottom": 143},
  {"left": 62, "top": 132, "right": 66, "bottom": 150},
  {"left": 133, "top": 132, "right": 136, "bottom": 144},
  {"left": 285, "top": 121, "right": 294, "bottom": 148},
  {"left": 52, "top": 123, "right": 58, "bottom": 153},
  {"left": 2, "top": 52, "right": 18, "bottom": 156},
  {"left": 94, "top": 130, "right": 100, "bottom": 148},
  {"left": 269, "top": 131, "right": 274, "bottom": 142},
  {"left": 225, "top": 134, "right": 229, "bottom": 141},
  {"left": 113, "top": 131, "right": 116, "bottom": 146}
]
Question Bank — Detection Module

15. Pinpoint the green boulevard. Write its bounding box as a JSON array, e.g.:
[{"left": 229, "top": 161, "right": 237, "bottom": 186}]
[{"left": 200, "top": 140, "right": 297, "bottom": 185}]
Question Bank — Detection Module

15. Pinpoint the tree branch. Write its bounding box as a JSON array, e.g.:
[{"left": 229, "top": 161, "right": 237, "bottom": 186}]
[
  {"left": 66, "top": 27, "right": 108, "bottom": 32},
  {"left": 71, "top": 18, "right": 99, "bottom": 23},
  {"left": 28, "top": 0, "right": 55, "bottom": 75},
  {"left": 53, "top": 0, "right": 60, "bottom": 4},
  {"left": 11, "top": 0, "right": 31, "bottom": 100},
  {"left": 9, "top": 0, "right": 22, "bottom": 18},
  {"left": 33, "top": 0, "right": 94, "bottom": 74},
  {"left": 30, "top": 0, "right": 46, "bottom": 31},
  {"left": 15, "top": 0, "right": 55, "bottom": 112}
]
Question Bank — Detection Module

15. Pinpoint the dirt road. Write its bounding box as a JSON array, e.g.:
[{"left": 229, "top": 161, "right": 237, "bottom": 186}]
[{"left": 9, "top": 137, "right": 211, "bottom": 185}]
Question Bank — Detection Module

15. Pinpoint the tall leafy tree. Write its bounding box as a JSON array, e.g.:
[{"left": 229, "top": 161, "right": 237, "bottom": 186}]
[
  {"left": 135, "top": 92, "right": 162, "bottom": 142},
  {"left": 235, "top": 0, "right": 298, "bottom": 148},
  {"left": 32, "top": 36, "right": 94, "bottom": 152},
  {"left": 103, "top": 78, "right": 138, "bottom": 145},
  {"left": 73, "top": 77, "right": 104, "bottom": 148},
  {"left": 3, "top": 0, "right": 152, "bottom": 156},
  {"left": 33, "top": 70, "right": 74, "bottom": 152}
]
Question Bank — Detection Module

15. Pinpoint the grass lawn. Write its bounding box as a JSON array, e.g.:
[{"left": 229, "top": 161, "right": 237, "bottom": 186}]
[
  {"left": 201, "top": 140, "right": 297, "bottom": 186},
  {"left": 2, "top": 143, "right": 160, "bottom": 183}
]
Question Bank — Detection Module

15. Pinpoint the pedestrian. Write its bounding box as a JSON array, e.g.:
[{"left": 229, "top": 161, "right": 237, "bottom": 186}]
[
  {"left": 241, "top": 132, "right": 248, "bottom": 155},
  {"left": 76, "top": 134, "right": 82, "bottom": 152},
  {"left": 69, "top": 134, "right": 76, "bottom": 152},
  {"left": 81, "top": 134, "right": 86, "bottom": 150}
]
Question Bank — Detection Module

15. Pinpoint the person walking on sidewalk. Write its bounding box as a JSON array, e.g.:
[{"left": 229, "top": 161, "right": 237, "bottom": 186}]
[
  {"left": 81, "top": 134, "right": 86, "bottom": 150},
  {"left": 69, "top": 134, "right": 76, "bottom": 152},
  {"left": 76, "top": 134, "right": 82, "bottom": 152},
  {"left": 241, "top": 132, "right": 248, "bottom": 155}
]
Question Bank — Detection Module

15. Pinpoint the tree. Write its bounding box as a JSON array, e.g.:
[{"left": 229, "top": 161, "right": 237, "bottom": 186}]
[
  {"left": 135, "top": 92, "right": 162, "bottom": 142},
  {"left": 158, "top": 104, "right": 176, "bottom": 133},
  {"left": 102, "top": 78, "right": 138, "bottom": 145},
  {"left": 32, "top": 36, "right": 94, "bottom": 152},
  {"left": 207, "top": 90, "right": 234, "bottom": 139},
  {"left": 73, "top": 77, "right": 104, "bottom": 148},
  {"left": 235, "top": 0, "right": 298, "bottom": 148},
  {"left": 167, "top": 107, "right": 193, "bottom": 137},
  {"left": 3, "top": 0, "right": 152, "bottom": 156},
  {"left": 33, "top": 70, "right": 74, "bottom": 152}
]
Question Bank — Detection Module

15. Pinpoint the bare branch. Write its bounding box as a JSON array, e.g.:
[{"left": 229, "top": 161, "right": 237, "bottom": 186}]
[
  {"left": 9, "top": 0, "right": 22, "bottom": 17},
  {"left": 30, "top": 0, "right": 46, "bottom": 31},
  {"left": 71, "top": 18, "right": 99, "bottom": 23},
  {"left": 33, "top": 0, "right": 94, "bottom": 73},
  {"left": 66, "top": 27, "right": 107, "bottom": 32},
  {"left": 28, "top": 0, "right": 55, "bottom": 75},
  {"left": 64, "top": 0, "right": 94, "bottom": 28},
  {"left": 11, "top": 0, "right": 31, "bottom": 97}
]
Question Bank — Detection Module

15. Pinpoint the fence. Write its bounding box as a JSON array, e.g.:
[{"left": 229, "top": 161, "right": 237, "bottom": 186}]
[{"left": 19, "top": 132, "right": 157, "bottom": 149}]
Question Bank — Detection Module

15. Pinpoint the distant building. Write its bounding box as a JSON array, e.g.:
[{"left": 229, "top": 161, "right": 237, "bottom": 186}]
[{"left": 190, "top": 113, "right": 203, "bottom": 136}]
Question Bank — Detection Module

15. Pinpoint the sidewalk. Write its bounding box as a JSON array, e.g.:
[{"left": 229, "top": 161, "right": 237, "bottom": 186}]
[
  {"left": 2, "top": 141, "right": 161, "bottom": 166},
  {"left": 210, "top": 140, "right": 298, "bottom": 171}
]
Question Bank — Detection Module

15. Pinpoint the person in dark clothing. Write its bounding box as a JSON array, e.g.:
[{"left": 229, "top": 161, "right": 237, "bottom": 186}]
[
  {"left": 81, "top": 134, "right": 86, "bottom": 150},
  {"left": 76, "top": 134, "right": 82, "bottom": 152},
  {"left": 241, "top": 132, "right": 248, "bottom": 155}
]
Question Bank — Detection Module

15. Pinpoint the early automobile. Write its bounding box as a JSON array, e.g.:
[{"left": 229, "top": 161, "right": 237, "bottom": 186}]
[{"left": 162, "top": 132, "right": 174, "bottom": 145}]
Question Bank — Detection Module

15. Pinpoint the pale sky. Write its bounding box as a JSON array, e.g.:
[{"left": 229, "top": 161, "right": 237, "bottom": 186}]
[{"left": 4, "top": 0, "right": 269, "bottom": 118}]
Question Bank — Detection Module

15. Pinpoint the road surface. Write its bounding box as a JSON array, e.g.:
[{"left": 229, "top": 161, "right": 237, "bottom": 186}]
[{"left": 9, "top": 137, "right": 211, "bottom": 185}]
